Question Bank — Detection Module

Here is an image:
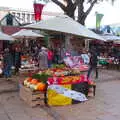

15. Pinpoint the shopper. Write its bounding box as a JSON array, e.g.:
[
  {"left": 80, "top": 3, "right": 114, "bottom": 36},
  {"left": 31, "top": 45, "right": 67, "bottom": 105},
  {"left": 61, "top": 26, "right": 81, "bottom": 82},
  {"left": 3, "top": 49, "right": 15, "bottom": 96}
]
[
  {"left": 14, "top": 47, "right": 21, "bottom": 74},
  {"left": 38, "top": 47, "right": 48, "bottom": 70},
  {"left": 87, "top": 48, "right": 98, "bottom": 79},
  {"left": 3, "top": 48, "right": 13, "bottom": 80},
  {"left": 47, "top": 48, "right": 54, "bottom": 68}
]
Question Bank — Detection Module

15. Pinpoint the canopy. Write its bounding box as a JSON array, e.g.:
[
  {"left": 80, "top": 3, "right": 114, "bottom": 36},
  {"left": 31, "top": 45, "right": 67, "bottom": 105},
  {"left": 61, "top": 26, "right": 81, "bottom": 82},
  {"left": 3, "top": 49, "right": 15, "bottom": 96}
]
[
  {"left": 12, "top": 29, "right": 44, "bottom": 39},
  {"left": 101, "top": 33, "right": 120, "bottom": 41},
  {"left": 114, "top": 41, "right": 120, "bottom": 44},
  {"left": 0, "top": 31, "right": 14, "bottom": 41},
  {"left": 24, "top": 15, "right": 105, "bottom": 41}
]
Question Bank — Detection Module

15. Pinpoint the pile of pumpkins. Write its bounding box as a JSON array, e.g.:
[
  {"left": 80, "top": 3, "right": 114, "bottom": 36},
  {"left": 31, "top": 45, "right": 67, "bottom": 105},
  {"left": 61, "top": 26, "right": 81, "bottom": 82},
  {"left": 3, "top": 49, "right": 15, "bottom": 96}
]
[{"left": 23, "top": 77, "right": 47, "bottom": 91}]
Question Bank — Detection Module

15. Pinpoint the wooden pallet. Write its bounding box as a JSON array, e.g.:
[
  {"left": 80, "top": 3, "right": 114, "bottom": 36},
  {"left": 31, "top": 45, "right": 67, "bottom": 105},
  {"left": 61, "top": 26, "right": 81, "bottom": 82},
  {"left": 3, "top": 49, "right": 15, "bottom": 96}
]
[{"left": 19, "top": 85, "right": 46, "bottom": 107}]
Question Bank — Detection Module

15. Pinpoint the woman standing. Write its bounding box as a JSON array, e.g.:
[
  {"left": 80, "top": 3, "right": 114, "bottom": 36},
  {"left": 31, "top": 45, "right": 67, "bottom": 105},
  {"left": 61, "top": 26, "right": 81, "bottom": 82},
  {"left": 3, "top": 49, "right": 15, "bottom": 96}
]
[{"left": 38, "top": 47, "right": 48, "bottom": 70}]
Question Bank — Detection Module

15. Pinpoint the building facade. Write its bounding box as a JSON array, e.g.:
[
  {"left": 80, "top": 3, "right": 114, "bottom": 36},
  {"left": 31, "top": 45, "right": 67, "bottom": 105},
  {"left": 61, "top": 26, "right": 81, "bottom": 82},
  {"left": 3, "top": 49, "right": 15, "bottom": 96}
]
[
  {"left": 0, "top": 6, "right": 63, "bottom": 25},
  {"left": 0, "top": 7, "right": 35, "bottom": 24}
]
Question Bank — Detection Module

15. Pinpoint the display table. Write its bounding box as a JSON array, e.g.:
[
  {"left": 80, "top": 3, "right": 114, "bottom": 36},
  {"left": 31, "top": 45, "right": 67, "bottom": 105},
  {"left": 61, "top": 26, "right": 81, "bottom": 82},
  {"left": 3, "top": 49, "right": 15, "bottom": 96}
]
[
  {"left": 19, "top": 84, "right": 46, "bottom": 107},
  {"left": 20, "top": 65, "right": 96, "bottom": 107}
]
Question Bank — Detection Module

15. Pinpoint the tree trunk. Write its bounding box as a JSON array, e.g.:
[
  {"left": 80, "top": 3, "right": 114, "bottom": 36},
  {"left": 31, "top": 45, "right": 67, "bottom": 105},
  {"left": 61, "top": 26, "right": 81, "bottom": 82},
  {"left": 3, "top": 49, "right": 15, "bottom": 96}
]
[
  {"left": 77, "top": 0, "right": 86, "bottom": 25},
  {"left": 65, "top": 5, "right": 75, "bottom": 19},
  {"left": 65, "top": 10, "right": 75, "bottom": 19}
]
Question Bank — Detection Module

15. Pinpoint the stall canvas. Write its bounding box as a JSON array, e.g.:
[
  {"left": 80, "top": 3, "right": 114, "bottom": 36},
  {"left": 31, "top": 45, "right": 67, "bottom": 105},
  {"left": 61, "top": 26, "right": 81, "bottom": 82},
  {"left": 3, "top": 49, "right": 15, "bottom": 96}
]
[
  {"left": 24, "top": 15, "right": 105, "bottom": 41},
  {"left": 12, "top": 29, "right": 44, "bottom": 39},
  {"left": 0, "top": 31, "right": 14, "bottom": 41}
]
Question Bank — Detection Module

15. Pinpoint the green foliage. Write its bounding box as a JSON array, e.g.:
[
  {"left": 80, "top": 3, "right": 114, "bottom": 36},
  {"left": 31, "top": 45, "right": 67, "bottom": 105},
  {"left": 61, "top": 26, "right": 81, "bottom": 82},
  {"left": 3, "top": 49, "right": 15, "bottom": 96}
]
[
  {"left": 52, "top": 64, "right": 65, "bottom": 69},
  {"left": 32, "top": 73, "right": 50, "bottom": 83}
]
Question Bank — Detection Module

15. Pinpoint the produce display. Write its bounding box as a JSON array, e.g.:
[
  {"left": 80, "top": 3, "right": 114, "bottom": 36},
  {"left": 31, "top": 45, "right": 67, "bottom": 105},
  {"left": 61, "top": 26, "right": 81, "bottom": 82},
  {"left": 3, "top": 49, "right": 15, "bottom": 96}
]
[
  {"left": 22, "top": 64, "right": 90, "bottom": 91},
  {"left": 21, "top": 64, "right": 96, "bottom": 106},
  {"left": 23, "top": 76, "right": 47, "bottom": 91},
  {"left": 20, "top": 55, "right": 37, "bottom": 69}
]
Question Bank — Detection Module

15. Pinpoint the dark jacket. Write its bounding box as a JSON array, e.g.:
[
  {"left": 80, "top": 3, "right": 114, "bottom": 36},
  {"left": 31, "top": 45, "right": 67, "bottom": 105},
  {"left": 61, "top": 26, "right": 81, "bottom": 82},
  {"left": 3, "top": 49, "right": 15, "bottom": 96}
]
[{"left": 89, "top": 52, "right": 98, "bottom": 66}]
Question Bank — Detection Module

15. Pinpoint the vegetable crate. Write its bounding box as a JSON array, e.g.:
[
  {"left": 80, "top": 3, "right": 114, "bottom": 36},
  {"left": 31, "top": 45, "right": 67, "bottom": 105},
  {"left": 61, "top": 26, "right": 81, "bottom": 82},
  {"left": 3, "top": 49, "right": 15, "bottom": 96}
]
[{"left": 19, "top": 85, "right": 46, "bottom": 107}]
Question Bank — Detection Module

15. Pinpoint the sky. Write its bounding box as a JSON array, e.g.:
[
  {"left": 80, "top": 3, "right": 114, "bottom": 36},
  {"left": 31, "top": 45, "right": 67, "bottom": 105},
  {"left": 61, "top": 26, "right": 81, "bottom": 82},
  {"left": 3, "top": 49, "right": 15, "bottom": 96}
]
[{"left": 0, "top": 0, "right": 120, "bottom": 27}]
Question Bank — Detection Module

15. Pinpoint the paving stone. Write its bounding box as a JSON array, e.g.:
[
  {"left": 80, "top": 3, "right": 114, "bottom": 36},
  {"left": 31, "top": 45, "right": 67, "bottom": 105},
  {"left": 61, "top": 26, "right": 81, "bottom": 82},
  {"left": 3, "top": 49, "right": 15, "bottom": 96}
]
[
  {"left": 7, "top": 112, "right": 31, "bottom": 120},
  {"left": 0, "top": 113, "right": 9, "bottom": 120}
]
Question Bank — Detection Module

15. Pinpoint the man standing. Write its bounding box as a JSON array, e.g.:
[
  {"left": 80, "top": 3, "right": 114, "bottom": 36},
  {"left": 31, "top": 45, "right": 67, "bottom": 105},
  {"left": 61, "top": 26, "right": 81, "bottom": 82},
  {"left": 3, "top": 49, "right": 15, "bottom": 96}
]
[
  {"left": 3, "top": 48, "right": 13, "bottom": 80},
  {"left": 87, "top": 48, "right": 98, "bottom": 79}
]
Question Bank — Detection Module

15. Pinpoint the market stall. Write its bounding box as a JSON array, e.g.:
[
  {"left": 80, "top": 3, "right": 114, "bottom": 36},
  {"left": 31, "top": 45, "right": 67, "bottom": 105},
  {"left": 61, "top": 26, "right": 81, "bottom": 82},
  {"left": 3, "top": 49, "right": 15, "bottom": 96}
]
[
  {"left": 20, "top": 15, "right": 105, "bottom": 107},
  {"left": 12, "top": 29, "right": 45, "bottom": 76},
  {"left": 19, "top": 59, "right": 96, "bottom": 107},
  {"left": 0, "top": 31, "right": 14, "bottom": 76}
]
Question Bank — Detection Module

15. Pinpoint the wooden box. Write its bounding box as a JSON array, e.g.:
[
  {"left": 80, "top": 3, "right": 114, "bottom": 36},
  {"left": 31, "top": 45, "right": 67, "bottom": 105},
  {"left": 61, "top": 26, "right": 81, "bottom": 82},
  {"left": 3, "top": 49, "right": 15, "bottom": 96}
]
[{"left": 19, "top": 85, "right": 46, "bottom": 107}]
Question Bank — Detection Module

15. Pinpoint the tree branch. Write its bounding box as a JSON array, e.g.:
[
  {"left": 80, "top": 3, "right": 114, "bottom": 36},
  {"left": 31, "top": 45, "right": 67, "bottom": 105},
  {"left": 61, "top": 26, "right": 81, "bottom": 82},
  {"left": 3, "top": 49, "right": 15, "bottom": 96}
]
[
  {"left": 51, "top": 0, "right": 66, "bottom": 11},
  {"left": 85, "top": 0, "right": 97, "bottom": 16},
  {"left": 74, "top": 0, "right": 79, "bottom": 6},
  {"left": 68, "top": 0, "right": 73, "bottom": 4}
]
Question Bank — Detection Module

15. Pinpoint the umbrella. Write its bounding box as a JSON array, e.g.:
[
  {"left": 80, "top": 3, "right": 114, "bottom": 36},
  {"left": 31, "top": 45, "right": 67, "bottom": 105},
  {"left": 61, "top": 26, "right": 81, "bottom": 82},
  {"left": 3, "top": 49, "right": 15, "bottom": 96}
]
[
  {"left": 24, "top": 15, "right": 105, "bottom": 41},
  {"left": 12, "top": 29, "right": 44, "bottom": 39},
  {"left": 0, "top": 31, "right": 14, "bottom": 41}
]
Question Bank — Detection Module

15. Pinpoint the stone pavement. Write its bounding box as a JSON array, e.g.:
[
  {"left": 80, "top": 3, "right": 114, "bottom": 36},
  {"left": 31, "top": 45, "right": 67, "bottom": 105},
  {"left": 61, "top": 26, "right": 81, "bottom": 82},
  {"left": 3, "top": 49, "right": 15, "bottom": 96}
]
[
  {"left": 0, "top": 92, "right": 54, "bottom": 120},
  {"left": 53, "top": 80, "right": 120, "bottom": 120},
  {"left": 0, "top": 69, "right": 120, "bottom": 120}
]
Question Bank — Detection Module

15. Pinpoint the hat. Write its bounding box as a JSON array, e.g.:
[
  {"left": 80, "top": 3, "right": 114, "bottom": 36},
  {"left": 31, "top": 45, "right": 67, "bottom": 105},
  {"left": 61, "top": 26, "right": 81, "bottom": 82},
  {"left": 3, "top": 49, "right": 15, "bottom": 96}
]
[{"left": 41, "top": 47, "right": 47, "bottom": 50}]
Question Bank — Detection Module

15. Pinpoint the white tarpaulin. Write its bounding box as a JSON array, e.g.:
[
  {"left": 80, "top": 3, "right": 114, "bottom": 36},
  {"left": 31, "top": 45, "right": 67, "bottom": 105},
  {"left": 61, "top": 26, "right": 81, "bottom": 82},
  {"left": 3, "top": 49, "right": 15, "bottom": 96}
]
[
  {"left": 12, "top": 29, "right": 44, "bottom": 39},
  {"left": 48, "top": 85, "right": 88, "bottom": 102},
  {"left": 24, "top": 15, "right": 105, "bottom": 41},
  {"left": 0, "top": 31, "right": 14, "bottom": 41}
]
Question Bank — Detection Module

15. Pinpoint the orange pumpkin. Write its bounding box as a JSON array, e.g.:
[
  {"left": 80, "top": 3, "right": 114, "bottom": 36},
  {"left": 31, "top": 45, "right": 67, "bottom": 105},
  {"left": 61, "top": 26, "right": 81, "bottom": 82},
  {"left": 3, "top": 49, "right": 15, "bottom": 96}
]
[
  {"left": 37, "top": 82, "right": 46, "bottom": 91},
  {"left": 30, "top": 79, "right": 38, "bottom": 84}
]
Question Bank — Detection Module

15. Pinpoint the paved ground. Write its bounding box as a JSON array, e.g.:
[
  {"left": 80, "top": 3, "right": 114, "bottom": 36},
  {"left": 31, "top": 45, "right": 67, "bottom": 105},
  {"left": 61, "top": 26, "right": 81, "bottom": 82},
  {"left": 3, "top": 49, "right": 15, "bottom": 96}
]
[
  {"left": 53, "top": 80, "right": 120, "bottom": 120},
  {"left": 0, "top": 69, "right": 120, "bottom": 120}
]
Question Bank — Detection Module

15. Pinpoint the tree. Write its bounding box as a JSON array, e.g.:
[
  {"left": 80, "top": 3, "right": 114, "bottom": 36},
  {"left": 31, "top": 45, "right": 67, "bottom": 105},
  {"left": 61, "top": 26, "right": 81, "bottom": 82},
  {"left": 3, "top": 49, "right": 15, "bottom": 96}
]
[{"left": 51, "top": 0, "right": 116, "bottom": 25}]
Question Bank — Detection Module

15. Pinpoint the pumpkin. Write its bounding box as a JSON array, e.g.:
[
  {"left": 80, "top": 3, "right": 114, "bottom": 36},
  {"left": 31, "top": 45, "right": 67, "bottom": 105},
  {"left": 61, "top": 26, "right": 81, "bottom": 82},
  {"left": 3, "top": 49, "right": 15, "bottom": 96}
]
[
  {"left": 36, "top": 82, "right": 46, "bottom": 91},
  {"left": 30, "top": 79, "right": 38, "bottom": 85}
]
